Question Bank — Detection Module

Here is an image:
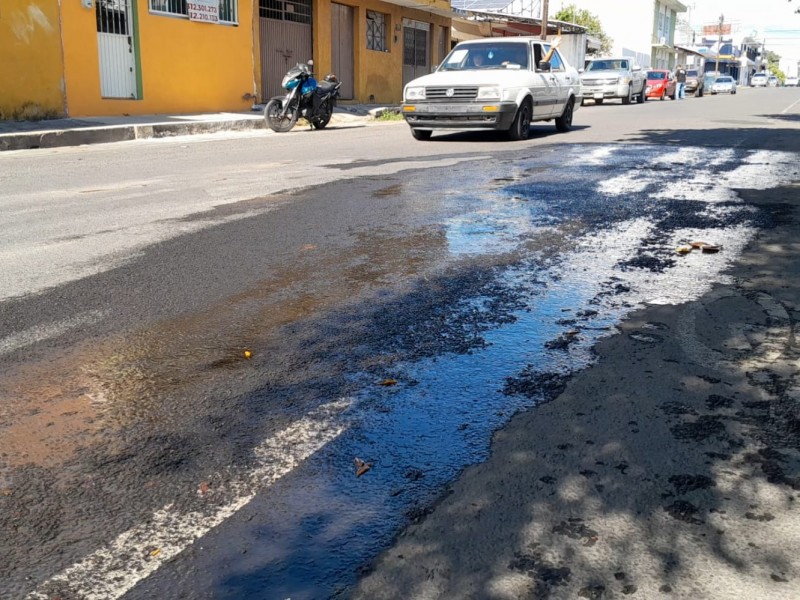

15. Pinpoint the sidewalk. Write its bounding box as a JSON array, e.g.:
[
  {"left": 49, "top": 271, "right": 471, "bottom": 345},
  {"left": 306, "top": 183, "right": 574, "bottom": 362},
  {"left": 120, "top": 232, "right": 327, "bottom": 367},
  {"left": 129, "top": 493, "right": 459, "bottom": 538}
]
[{"left": 0, "top": 104, "right": 394, "bottom": 152}]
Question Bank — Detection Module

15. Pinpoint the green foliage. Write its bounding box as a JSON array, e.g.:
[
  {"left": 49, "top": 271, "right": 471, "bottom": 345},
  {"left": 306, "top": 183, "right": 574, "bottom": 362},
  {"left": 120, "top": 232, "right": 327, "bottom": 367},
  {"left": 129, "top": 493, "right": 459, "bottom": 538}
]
[
  {"left": 768, "top": 64, "right": 786, "bottom": 82},
  {"left": 554, "top": 4, "right": 613, "bottom": 54},
  {"left": 764, "top": 50, "right": 781, "bottom": 66},
  {"left": 374, "top": 109, "right": 403, "bottom": 121}
]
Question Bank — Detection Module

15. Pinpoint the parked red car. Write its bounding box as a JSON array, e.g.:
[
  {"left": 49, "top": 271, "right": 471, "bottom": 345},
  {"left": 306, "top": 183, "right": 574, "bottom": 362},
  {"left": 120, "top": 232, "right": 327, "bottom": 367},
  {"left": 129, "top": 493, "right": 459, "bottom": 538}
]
[{"left": 645, "top": 69, "right": 677, "bottom": 100}]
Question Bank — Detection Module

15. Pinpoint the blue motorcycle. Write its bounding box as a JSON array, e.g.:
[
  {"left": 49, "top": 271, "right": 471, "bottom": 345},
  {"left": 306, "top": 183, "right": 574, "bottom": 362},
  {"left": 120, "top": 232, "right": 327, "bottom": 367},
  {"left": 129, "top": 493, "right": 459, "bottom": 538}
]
[{"left": 265, "top": 60, "right": 342, "bottom": 133}]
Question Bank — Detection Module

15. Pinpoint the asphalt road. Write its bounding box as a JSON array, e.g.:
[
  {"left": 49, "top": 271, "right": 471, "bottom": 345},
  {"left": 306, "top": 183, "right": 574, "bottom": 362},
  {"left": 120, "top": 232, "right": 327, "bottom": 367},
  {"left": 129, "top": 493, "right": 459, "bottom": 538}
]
[{"left": 1, "top": 88, "right": 799, "bottom": 600}]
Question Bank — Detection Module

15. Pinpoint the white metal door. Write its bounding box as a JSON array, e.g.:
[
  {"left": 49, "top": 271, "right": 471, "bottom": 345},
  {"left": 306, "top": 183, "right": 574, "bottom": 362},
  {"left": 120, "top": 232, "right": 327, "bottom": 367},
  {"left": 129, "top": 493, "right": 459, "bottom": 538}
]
[{"left": 96, "top": 0, "right": 138, "bottom": 99}]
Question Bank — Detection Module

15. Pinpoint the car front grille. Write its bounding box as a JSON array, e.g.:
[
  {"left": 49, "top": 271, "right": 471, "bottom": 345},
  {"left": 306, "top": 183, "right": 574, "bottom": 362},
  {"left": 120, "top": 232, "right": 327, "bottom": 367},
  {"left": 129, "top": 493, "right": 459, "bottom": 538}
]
[
  {"left": 425, "top": 87, "right": 479, "bottom": 100},
  {"left": 582, "top": 78, "right": 617, "bottom": 86}
]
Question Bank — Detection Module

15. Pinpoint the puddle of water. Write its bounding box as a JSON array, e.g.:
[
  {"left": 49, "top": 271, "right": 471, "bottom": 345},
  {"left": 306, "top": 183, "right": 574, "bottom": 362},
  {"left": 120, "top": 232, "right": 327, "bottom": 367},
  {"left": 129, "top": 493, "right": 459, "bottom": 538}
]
[
  {"left": 163, "top": 144, "right": 792, "bottom": 599},
  {"left": 11, "top": 143, "right": 796, "bottom": 599}
]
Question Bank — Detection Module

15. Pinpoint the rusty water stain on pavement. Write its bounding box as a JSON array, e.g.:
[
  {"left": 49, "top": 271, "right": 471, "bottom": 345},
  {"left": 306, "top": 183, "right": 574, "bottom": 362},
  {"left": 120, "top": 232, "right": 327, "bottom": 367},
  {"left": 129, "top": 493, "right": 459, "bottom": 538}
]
[{"left": 0, "top": 228, "right": 447, "bottom": 469}]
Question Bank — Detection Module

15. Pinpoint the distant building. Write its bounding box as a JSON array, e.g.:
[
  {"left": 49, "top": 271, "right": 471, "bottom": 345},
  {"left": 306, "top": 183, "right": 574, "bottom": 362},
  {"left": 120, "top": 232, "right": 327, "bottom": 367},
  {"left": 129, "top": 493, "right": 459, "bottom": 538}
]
[{"left": 553, "top": 0, "right": 686, "bottom": 69}]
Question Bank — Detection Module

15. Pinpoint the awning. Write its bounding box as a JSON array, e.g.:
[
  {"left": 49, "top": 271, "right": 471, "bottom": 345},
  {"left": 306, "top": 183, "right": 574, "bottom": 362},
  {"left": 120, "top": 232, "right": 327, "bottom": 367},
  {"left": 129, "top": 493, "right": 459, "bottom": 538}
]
[{"left": 381, "top": 0, "right": 459, "bottom": 19}]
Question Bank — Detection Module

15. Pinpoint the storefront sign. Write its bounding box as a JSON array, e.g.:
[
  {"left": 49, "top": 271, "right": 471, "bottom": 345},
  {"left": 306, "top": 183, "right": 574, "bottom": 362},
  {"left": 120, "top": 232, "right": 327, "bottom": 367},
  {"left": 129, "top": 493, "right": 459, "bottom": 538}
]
[{"left": 188, "top": 0, "right": 219, "bottom": 23}]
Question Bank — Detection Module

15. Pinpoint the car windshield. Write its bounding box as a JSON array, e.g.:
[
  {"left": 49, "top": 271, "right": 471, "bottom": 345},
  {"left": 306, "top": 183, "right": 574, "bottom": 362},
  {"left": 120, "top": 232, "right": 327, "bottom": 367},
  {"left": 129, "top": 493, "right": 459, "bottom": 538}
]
[
  {"left": 716, "top": 77, "right": 733, "bottom": 83},
  {"left": 647, "top": 71, "right": 666, "bottom": 80},
  {"left": 586, "top": 59, "right": 628, "bottom": 71},
  {"left": 687, "top": 70, "right": 699, "bottom": 77},
  {"left": 440, "top": 43, "right": 529, "bottom": 71},
  {"left": 753, "top": 74, "right": 767, "bottom": 79}
]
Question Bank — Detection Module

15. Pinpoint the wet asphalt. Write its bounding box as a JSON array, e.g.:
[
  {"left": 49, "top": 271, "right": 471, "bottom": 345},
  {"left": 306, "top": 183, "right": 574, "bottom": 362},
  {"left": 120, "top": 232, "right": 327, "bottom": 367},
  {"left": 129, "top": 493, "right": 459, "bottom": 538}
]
[{"left": 1, "top": 89, "right": 799, "bottom": 599}]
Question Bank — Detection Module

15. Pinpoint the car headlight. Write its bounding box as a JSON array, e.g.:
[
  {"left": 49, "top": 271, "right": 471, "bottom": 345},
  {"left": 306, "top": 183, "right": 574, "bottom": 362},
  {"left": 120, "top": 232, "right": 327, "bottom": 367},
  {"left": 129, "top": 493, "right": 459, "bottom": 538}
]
[
  {"left": 405, "top": 87, "right": 425, "bottom": 101},
  {"left": 477, "top": 86, "right": 501, "bottom": 100},
  {"left": 618, "top": 76, "right": 630, "bottom": 84}
]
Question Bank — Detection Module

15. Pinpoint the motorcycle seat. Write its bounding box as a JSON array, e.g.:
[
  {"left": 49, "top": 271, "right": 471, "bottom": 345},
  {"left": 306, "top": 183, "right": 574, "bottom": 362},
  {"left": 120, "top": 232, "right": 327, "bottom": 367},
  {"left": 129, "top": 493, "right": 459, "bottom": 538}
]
[{"left": 317, "top": 80, "right": 339, "bottom": 93}]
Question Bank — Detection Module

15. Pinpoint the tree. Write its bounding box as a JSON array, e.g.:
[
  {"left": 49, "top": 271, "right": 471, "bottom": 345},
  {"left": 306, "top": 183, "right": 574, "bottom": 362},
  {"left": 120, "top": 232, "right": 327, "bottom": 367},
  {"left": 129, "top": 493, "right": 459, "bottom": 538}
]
[
  {"left": 554, "top": 4, "right": 613, "bottom": 54},
  {"left": 764, "top": 50, "right": 786, "bottom": 82}
]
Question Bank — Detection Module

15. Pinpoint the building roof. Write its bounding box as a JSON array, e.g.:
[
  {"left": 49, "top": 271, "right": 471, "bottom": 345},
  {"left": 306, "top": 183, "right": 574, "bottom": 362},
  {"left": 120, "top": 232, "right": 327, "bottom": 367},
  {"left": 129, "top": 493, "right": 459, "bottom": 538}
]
[{"left": 452, "top": 8, "right": 588, "bottom": 35}]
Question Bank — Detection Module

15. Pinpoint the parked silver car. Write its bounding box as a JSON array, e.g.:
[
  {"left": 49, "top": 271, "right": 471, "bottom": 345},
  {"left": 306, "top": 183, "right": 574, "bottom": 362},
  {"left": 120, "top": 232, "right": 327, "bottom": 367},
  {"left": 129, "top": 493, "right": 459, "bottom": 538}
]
[
  {"left": 580, "top": 57, "right": 647, "bottom": 105},
  {"left": 751, "top": 73, "right": 768, "bottom": 87},
  {"left": 710, "top": 76, "right": 737, "bottom": 94}
]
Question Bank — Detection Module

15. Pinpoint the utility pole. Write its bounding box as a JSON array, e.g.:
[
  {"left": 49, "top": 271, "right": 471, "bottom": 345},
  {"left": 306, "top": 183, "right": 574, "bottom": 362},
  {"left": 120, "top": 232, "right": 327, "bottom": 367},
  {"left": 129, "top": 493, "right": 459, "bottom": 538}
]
[
  {"left": 541, "top": 0, "right": 549, "bottom": 40},
  {"left": 714, "top": 13, "right": 724, "bottom": 77}
]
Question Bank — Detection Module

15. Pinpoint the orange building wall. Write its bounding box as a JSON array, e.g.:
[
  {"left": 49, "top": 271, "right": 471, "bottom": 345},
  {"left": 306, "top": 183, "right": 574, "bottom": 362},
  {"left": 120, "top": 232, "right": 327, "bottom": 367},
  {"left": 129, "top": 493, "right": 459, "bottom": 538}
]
[
  {"left": 60, "top": 0, "right": 256, "bottom": 116},
  {"left": 0, "top": 0, "right": 66, "bottom": 119},
  {"left": 312, "top": 0, "right": 450, "bottom": 105}
]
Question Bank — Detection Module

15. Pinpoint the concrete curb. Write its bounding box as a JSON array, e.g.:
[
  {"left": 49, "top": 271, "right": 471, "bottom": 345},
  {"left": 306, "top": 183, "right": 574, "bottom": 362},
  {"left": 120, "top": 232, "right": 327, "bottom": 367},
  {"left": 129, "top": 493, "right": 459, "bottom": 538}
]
[{"left": 0, "top": 118, "right": 267, "bottom": 152}]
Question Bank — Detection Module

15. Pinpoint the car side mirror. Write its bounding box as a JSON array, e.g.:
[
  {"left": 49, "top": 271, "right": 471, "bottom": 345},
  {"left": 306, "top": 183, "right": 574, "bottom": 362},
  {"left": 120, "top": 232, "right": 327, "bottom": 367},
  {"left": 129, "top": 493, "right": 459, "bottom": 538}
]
[
  {"left": 578, "top": 68, "right": 584, "bottom": 73},
  {"left": 539, "top": 61, "right": 551, "bottom": 72},
  {"left": 632, "top": 65, "right": 642, "bottom": 72}
]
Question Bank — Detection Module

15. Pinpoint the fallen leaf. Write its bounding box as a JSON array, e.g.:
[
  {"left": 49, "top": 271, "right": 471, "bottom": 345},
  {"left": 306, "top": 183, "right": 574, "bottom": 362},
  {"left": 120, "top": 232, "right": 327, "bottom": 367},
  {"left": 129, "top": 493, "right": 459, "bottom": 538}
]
[
  {"left": 675, "top": 245, "right": 693, "bottom": 255},
  {"left": 690, "top": 240, "right": 710, "bottom": 249},
  {"left": 354, "top": 457, "right": 373, "bottom": 477},
  {"left": 150, "top": 548, "right": 161, "bottom": 558},
  {"left": 379, "top": 378, "right": 398, "bottom": 386},
  {"left": 301, "top": 244, "right": 317, "bottom": 251},
  {"left": 198, "top": 481, "right": 210, "bottom": 495},
  {"left": 1, "top": 489, "right": 12, "bottom": 497},
  {"left": 243, "top": 349, "right": 253, "bottom": 359},
  {"left": 701, "top": 245, "right": 721, "bottom": 253},
  {"left": 583, "top": 535, "right": 599, "bottom": 547}
]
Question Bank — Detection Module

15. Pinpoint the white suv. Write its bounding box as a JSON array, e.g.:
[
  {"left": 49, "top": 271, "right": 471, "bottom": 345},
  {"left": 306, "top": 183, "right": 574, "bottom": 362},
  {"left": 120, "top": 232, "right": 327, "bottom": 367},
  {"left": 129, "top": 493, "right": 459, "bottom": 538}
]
[{"left": 402, "top": 37, "right": 582, "bottom": 141}]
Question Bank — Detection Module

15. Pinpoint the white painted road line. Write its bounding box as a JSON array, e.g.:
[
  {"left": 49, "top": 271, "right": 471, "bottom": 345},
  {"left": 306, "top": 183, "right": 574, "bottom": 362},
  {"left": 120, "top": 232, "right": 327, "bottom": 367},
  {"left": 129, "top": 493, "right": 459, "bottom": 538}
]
[
  {"left": 26, "top": 398, "right": 354, "bottom": 600},
  {"left": 0, "top": 310, "right": 108, "bottom": 356}
]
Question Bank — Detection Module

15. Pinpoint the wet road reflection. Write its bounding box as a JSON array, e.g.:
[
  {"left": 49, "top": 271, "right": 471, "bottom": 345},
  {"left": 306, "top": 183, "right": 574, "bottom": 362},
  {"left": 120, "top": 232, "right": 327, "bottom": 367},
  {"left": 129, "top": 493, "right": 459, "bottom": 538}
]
[{"left": 4, "top": 144, "right": 799, "bottom": 600}]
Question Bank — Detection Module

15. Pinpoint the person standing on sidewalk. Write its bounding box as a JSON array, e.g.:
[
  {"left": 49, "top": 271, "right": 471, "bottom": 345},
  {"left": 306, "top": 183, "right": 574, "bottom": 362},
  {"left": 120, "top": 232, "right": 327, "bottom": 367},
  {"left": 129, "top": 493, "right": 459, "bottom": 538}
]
[{"left": 675, "top": 65, "right": 687, "bottom": 99}]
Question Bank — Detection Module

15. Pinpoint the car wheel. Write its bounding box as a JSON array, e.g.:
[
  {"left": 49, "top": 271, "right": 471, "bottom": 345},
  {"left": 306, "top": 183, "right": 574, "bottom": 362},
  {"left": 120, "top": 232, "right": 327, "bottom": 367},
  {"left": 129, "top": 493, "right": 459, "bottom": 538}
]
[
  {"left": 637, "top": 84, "right": 646, "bottom": 103},
  {"left": 622, "top": 86, "right": 632, "bottom": 105},
  {"left": 410, "top": 128, "right": 432, "bottom": 141},
  {"left": 555, "top": 98, "right": 574, "bottom": 132},
  {"left": 507, "top": 100, "right": 532, "bottom": 141}
]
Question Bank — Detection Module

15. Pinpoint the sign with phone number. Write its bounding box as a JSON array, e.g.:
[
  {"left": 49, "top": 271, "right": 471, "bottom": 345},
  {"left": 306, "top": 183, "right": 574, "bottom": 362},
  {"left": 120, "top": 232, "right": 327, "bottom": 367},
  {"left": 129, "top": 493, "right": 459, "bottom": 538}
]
[{"left": 188, "top": 0, "right": 219, "bottom": 23}]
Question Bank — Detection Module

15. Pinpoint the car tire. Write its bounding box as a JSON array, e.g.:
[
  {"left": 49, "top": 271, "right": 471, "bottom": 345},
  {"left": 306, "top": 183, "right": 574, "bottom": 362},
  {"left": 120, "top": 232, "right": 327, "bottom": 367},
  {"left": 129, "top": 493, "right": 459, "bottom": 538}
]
[
  {"left": 507, "top": 99, "right": 532, "bottom": 141},
  {"left": 410, "top": 128, "right": 432, "bottom": 141},
  {"left": 622, "top": 86, "right": 632, "bottom": 105},
  {"left": 555, "top": 98, "right": 574, "bottom": 132},
  {"left": 637, "top": 83, "right": 646, "bottom": 103}
]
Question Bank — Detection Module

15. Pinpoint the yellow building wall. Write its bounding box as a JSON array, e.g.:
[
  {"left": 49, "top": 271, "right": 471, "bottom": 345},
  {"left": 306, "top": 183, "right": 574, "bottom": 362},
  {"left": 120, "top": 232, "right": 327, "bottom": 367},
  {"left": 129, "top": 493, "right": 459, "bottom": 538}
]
[
  {"left": 0, "top": 0, "right": 66, "bottom": 119},
  {"left": 312, "top": 0, "right": 450, "bottom": 105},
  {"left": 60, "top": 0, "right": 256, "bottom": 116}
]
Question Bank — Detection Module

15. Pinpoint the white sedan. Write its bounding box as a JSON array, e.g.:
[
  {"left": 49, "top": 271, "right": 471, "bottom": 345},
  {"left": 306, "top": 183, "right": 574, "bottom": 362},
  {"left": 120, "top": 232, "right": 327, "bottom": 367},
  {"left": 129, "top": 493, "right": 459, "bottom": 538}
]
[
  {"left": 710, "top": 76, "right": 737, "bottom": 95},
  {"left": 402, "top": 37, "right": 582, "bottom": 141}
]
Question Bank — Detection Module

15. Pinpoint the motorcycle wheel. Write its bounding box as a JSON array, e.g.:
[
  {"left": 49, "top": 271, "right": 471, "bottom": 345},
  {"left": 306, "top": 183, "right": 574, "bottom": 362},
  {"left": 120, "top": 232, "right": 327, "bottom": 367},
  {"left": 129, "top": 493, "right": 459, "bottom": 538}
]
[
  {"left": 311, "top": 101, "right": 332, "bottom": 129},
  {"left": 265, "top": 99, "right": 298, "bottom": 133}
]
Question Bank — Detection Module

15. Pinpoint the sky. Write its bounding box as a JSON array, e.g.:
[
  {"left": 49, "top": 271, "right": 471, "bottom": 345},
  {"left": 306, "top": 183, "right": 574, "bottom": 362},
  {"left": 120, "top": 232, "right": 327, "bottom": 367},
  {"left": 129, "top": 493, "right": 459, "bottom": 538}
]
[{"left": 687, "top": 0, "right": 800, "bottom": 70}]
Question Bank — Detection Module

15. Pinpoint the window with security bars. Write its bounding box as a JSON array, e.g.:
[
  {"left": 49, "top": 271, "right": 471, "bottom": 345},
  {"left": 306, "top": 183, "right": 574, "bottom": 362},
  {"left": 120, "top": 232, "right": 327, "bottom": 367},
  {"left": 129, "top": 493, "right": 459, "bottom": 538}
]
[
  {"left": 366, "top": 11, "right": 387, "bottom": 52},
  {"left": 149, "top": 0, "right": 238, "bottom": 24},
  {"left": 259, "top": 0, "right": 312, "bottom": 24}
]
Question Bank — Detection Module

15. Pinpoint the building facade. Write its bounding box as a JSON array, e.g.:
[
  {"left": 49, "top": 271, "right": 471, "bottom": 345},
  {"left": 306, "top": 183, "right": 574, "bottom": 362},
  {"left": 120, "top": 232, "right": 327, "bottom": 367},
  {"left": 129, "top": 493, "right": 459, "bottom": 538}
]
[
  {"left": 553, "top": 0, "right": 686, "bottom": 69},
  {"left": 1, "top": 0, "right": 452, "bottom": 118}
]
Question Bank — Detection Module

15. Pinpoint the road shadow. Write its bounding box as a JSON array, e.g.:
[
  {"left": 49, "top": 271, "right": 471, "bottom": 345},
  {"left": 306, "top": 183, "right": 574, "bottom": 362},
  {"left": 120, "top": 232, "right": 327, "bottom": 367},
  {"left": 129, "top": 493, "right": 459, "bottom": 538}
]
[
  {"left": 620, "top": 126, "right": 800, "bottom": 153},
  {"left": 430, "top": 125, "right": 590, "bottom": 143}
]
